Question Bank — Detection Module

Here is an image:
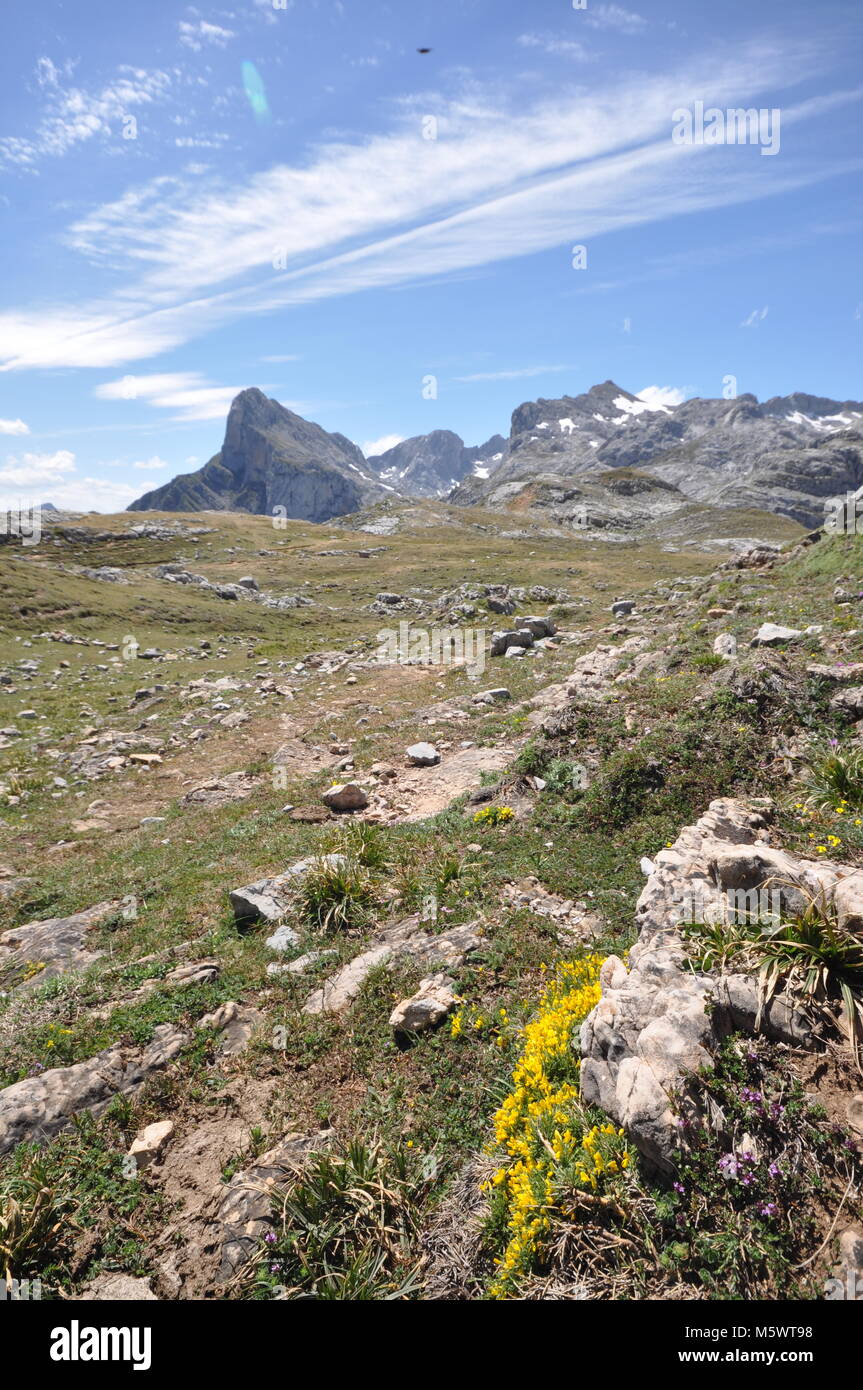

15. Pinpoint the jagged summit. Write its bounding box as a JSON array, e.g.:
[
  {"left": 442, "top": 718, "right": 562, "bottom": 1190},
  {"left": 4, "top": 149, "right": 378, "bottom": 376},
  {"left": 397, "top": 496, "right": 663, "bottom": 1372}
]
[
  {"left": 129, "top": 388, "right": 395, "bottom": 522},
  {"left": 449, "top": 382, "right": 863, "bottom": 529},
  {"left": 365, "top": 429, "right": 507, "bottom": 498}
]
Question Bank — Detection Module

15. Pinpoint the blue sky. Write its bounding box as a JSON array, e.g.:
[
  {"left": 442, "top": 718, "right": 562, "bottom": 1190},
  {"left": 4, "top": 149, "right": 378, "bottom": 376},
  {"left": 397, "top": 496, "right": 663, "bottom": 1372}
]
[{"left": 0, "top": 0, "right": 861, "bottom": 511}]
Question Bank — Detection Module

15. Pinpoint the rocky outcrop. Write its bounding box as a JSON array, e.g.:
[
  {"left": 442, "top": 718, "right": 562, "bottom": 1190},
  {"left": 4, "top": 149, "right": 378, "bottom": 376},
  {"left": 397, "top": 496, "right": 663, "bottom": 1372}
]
[
  {"left": 213, "top": 1130, "right": 332, "bottom": 1281},
  {"left": 0, "top": 900, "right": 121, "bottom": 992},
  {"left": 129, "top": 388, "right": 394, "bottom": 521},
  {"left": 0, "top": 1024, "right": 187, "bottom": 1156},
  {"left": 579, "top": 798, "right": 860, "bottom": 1175},
  {"left": 303, "top": 916, "right": 482, "bottom": 1015}
]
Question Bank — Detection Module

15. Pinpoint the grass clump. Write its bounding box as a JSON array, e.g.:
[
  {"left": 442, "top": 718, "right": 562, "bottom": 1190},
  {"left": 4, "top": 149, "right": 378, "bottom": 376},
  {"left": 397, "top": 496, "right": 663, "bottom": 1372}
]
[
  {"left": 804, "top": 740, "right": 863, "bottom": 810},
  {"left": 293, "top": 854, "right": 380, "bottom": 935},
  {"left": 252, "top": 1139, "right": 427, "bottom": 1300},
  {"left": 0, "top": 1156, "right": 70, "bottom": 1282}
]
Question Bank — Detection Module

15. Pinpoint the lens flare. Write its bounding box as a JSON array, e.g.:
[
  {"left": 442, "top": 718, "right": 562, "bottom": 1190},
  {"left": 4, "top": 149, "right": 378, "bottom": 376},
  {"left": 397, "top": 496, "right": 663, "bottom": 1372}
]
[{"left": 241, "top": 60, "right": 269, "bottom": 123}]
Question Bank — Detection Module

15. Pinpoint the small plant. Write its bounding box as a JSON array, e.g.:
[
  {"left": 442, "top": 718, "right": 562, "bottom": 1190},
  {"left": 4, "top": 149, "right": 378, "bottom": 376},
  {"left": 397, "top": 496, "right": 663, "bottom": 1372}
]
[
  {"left": 804, "top": 740, "right": 863, "bottom": 809},
  {"left": 253, "top": 1139, "right": 427, "bottom": 1299},
  {"left": 685, "top": 892, "right": 863, "bottom": 1065},
  {"left": 472, "top": 805, "right": 515, "bottom": 827},
  {"left": 0, "top": 1158, "right": 70, "bottom": 1281},
  {"left": 327, "top": 820, "right": 390, "bottom": 872},
  {"left": 292, "top": 854, "right": 380, "bottom": 934}
]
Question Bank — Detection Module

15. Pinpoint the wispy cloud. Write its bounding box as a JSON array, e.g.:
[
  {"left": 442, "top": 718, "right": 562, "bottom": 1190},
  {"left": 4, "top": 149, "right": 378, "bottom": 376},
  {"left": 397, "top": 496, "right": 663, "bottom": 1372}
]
[
  {"left": 0, "top": 62, "right": 172, "bottom": 169},
  {"left": 94, "top": 372, "right": 243, "bottom": 420},
  {"left": 132, "top": 455, "right": 170, "bottom": 469},
  {"left": 583, "top": 5, "right": 647, "bottom": 33},
  {"left": 362, "top": 433, "right": 404, "bottom": 457},
  {"left": 741, "top": 305, "right": 769, "bottom": 326},
  {"left": 0, "top": 40, "right": 855, "bottom": 372},
  {"left": 517, "top": 33, "right": 591, "bottom": 61},
  {"left": 456, "top": 365, "right": 571, "bottom": 382},
  {"left": 0, "top": 418, "right": 30, "bottom": 436},
  {"left": 178, "top": 20, "right": 235, "bottom": 51}
]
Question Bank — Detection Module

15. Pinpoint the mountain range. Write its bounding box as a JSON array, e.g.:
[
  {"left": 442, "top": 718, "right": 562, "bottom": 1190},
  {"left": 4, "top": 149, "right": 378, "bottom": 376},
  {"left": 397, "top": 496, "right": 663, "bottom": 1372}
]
[{"left": 129, "top": 380, "right": 863, "bottom": 531}]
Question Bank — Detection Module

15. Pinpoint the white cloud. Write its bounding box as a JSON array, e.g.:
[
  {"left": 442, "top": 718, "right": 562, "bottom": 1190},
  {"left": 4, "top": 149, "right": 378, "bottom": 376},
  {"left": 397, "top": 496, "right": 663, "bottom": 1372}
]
[
  {"left": 94, "top": 371, "right": 241, "bottom": 419},
  {"left": 636, "top": 385, "right": 686, "bottom": 408},
  {"left": 0, "top": 418, "right": 30, "bottom": 435},
  {"left": 517, "top": 33, "right": 590, "bottom": 60},
  {"left": 741, "top": 305, "right": 769, "bottom": 326},
  {"left": 0, "top": 449, "right": 76, "bottom": 488},
  {"left": 363, "top": 433, "right": 404, "bottom": 457},
  {"left": 178, "top": 20, "right": 235, "bottom": 51},
  {"left": 260, "top": 353, "right": 301, "bottom": 363},
  {"left": 132, "top": 455, "right": 170, "bottom": 470},
  {"left": 0, "top": 64, "right": 172, "bottom": 169},
  {"left": 584, "top": 5, "right": 647, "bottom": 32},
  {"left": 456, "top": 365, "right": 571, "bottom": 382},
  {"left": 1, "top": 43, "right": 857, "bottom": 372},
  {"left": 0, "top": 478, "right": 139, "bottom": 513}
]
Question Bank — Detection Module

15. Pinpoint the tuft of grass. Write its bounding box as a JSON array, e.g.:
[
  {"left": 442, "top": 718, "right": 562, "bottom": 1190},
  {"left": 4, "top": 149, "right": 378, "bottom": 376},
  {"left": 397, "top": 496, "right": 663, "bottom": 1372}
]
[
  {"left": 804, "top": 741, "right": 863, "bottom": 810},
  {"left": 0, "top": 1157, "right": 71, "bottom": 1282},
  {"left": 251, "top": 1139, "right": 428, "bottom": 1300},
  {"left": 293, "top": 854, "right": 380, "bottom": 934}
]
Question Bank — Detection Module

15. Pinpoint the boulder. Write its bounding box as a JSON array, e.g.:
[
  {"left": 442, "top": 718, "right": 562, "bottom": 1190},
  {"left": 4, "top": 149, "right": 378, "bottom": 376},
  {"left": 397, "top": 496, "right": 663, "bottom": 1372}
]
[
  {"left": 389, "top": 973, "right": 458, "bottom": 1033},
  {"left": 229, "top": 854, "right": 346, "bottom": 924},
  {"left": 751, "top": 623, "right": 802, "bottom": 647},
  {"left": 471, "top": 688, "right": 512, "bottom": 705},
  {"left": 321, "top": 783, "right": 369, "bottom": 812},
  {"left": 830, "top": 686, "right": 863, "bottom": 717},
  {"left": 405, "top": 742, "right": 440, "bottom": 767},
  {"left": 713, "top": 632, "right": 737, "bottom": 660}
]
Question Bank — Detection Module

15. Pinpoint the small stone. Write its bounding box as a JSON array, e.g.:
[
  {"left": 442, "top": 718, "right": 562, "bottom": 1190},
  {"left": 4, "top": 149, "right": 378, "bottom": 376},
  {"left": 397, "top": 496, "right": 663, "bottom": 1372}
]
[
  {"left": 713, "top": 632, "right": 737, "bottom": 660},
  {"left": 847, "top": 1094, "right": 863, "bottom": 1137},
  {"left": 389, "top": 973, "right": 458, "bottom": 1034},
  {"left": 405, "top": 742, "right": 440, "bottom": 766},
  {"left": 265, "top": 923, "right": 301, "bottom": 953},
  {"left": 751, "top": 623, "right": 802, "bottom": 647},
  {"left": 128, "top": 1119, "right": 174, "bottom": 1170}
]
